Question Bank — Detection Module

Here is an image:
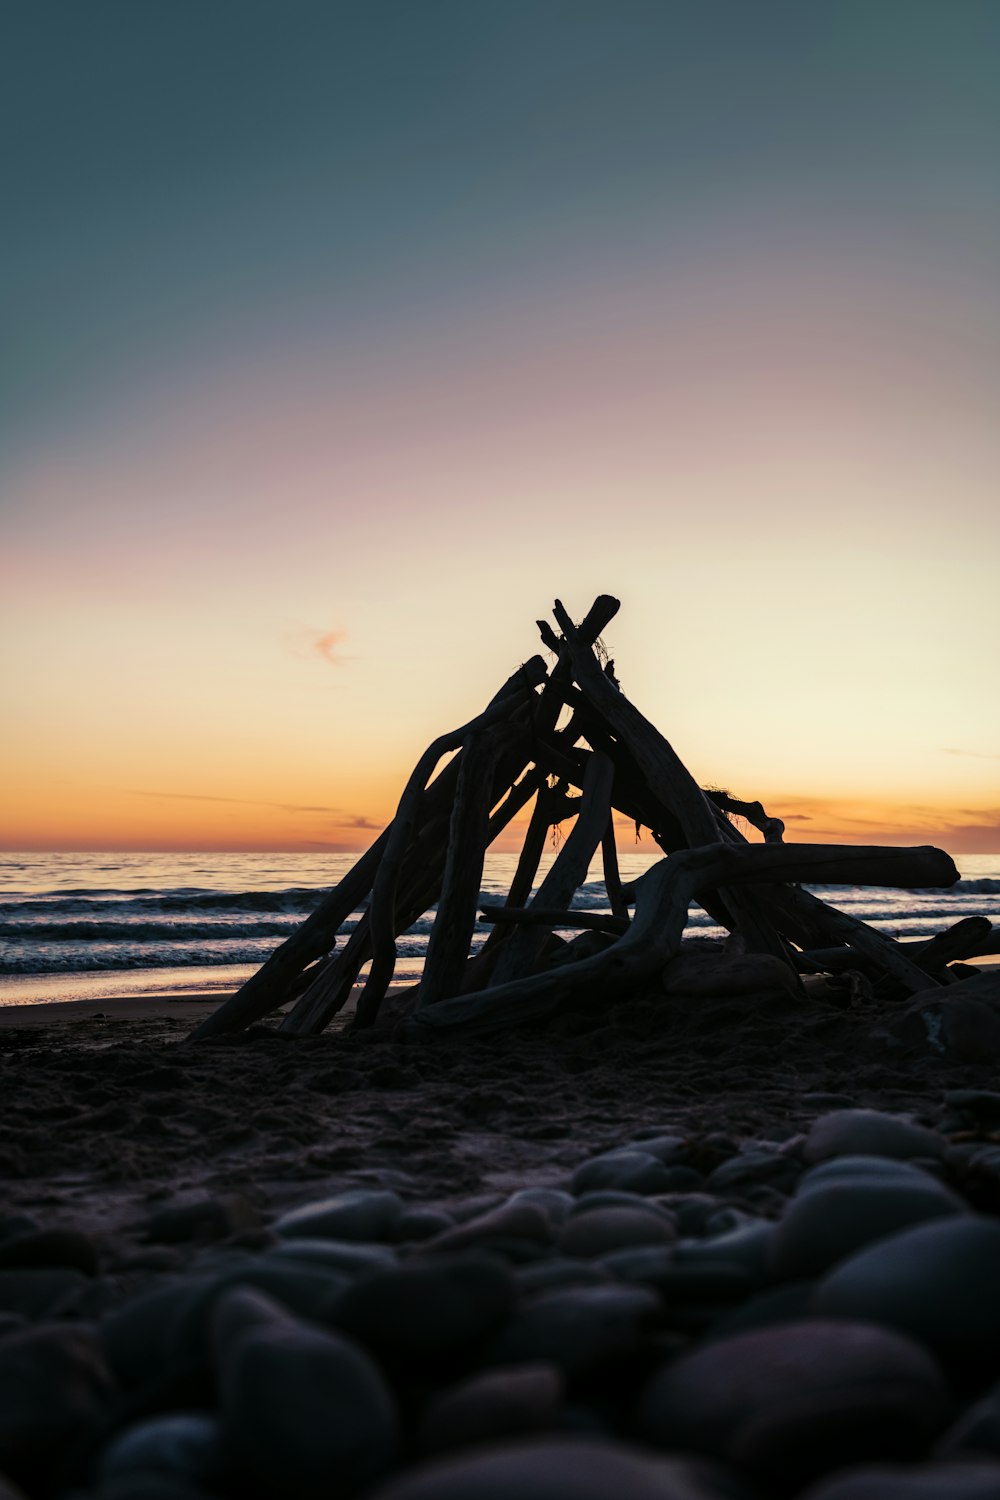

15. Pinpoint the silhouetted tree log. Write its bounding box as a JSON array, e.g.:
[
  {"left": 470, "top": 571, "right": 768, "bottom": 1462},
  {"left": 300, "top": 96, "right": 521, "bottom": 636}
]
[
  {"left": 487, "top": 751, "right": 616, "bottom": 987},
  {"left": 603, "top": 818, "right": 630, "bottom": 920},
  {"left": 544, "top": 600, "right": 793, "bottom": 968},
  {"left": 409, "top": 843, "right": 958, "bottom": 1035},
  {"left": 480, "top": 906, "right": 628, "bottom": 936},
  {"left": 798, "top": 917, "right": 996, "bottom": 979}
]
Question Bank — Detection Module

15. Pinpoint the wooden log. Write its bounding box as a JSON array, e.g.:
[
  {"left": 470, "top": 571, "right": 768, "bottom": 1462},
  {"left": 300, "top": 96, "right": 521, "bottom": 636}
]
[
  {"left": 486, "top": 751, "right": 616, "bottom": 987},
  {"left": 356, "top": 657, "right": 548, "bottom": 1027},
  {"left": 547, "top": 601, "right": 793, "bottom": 967},
  {"left": 284, "top": 756, "right": 545, "bottom": 1036},
  {"left": 417, "top": 729, "right": 502, "bottom": 1010},
  {"left": 797, "top": 918, "right": 997, "bottom": 977},
  {"left": 409, "top": 842, "right": 958, "bottom": 1034},
  {"left": 707, "top": 791, "right": 785, "bottom": 843},
  {"left": 480, "top": 905, "right": 629, "bottom": 936},
  {"left": 602, "top": 818, "right": 630, "bottom": 921}
]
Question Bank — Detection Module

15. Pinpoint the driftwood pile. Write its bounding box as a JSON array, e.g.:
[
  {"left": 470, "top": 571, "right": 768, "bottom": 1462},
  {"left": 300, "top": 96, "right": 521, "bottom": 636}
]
[{"left": 190, "top": 596, "right": 996, "bottom": 1042}]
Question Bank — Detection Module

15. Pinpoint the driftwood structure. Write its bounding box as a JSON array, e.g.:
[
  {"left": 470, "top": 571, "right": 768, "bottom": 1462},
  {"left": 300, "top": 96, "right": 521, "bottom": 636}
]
[{"left": 189, "top": 596, "right": 996, "bottom": 1042}]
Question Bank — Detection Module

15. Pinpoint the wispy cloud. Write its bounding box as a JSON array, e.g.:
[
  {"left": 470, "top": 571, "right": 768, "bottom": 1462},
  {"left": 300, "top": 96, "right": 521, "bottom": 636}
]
[
  {"left": 312, "top": 628, "right": 349, "bottom": 666},
  {"left": 131, "top": 789, "right": 368, "bottom": 818},
  {"left": 943, "top": 747, "right": 1000, "bottom": 760}
]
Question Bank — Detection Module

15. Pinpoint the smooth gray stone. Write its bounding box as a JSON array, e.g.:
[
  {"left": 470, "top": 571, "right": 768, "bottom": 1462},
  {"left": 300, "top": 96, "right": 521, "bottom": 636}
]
[
  {"left": 0, "top": 1228, "right": 99, "bottom": 1276},
  {"left": 702, "top": 1208, "right": 755, "bottom": 1237},
  {"left": 570, "top": 1152, "right": 672, "bottom": 1196},
  {"left": 707, "top": 1281, "right": 817, "bottom": 1340},
  {"left": 329, "top": 1256, "right": 514, "bottom": 1363},
  {"left": 638, "top": 1319, "right": 947, "bottom": 1485},
  {"left": 146, "top": 1195, "right": 258, "bottom": 1245},
  {"left": 0, "top": 1268, "right": 89, "bottom": 1318},
  {"left": 366, "top": 1437, "right": 736, "bottom": 1500},
  {"left": 422, "top": 1202, "right": 552, "bottom": 1256},
  {"left": 101, "top": 1279, "right": 212, "bottom": 1385},
  {"left": 796, "top": 1156, "right": 937, "bottom": 1193},
  {"left": 392, "top": 1208, "right": 455, "bottom": 1242},
  {"left": 505, "top": 1190, "right": 576, "bottom": 1226},
  {"left": 604, "top": 1247, "right": 755, "bottom": 1304},
  {"left": 627, "top": 1133, "right": 690, "bottom": 1165},
  {"left": 488, "top": 1285, "right": 659, "bottom": 1377},
  {"left": 97, "top": 1414, "right": 225, "bottom": 1488},
  {"left": 0, "top": 1322, "right": 115, "bottom": 1487},
  {"left": 676, "top": 1221, "right": 777, "bottom": 1283},
  {"left": 269, "top": 1238, "right": 395, "bottom": 1274},
  {"left": 667, "top": 1195, "right": 723, "bottom": 1237},
  {"left": 570, "top": 1190, "right": 676, "bottom": 1220},
  {"left": 935, "top": 1384, "right": 1000, "bottom": 1458},
  {"left": 515, "top": 1260, "right": 612, "bottom": 1294},
  {"left": 771, "top": 1178, "right": 966, "bottom": 1279},
  {"left": 273, "top": 1189, "right": 403, "bottom": 1242},
  {"left": 418, "top": 1364, "right": 564, "bottom": 1454},
  {"left": 213, "top": 1286, "right": 398, "bottom": 1498},
  {"left": 657, "top": 1166, "right": 705, "bottom": 1191},
  {"left": 557, "top": 1208, "right": 676, "bottom": 1259},
  {"left": 799, "top": 1462, "right": 1000, "bottom": 1499},
  {"left": 803, "top": 1110, "right": 946, "bottom": 1165},
  {"left": 814, "top": 1217, "right": 1000, "bottom": 1363},
  {"left": 706, "top": 1150, "right": 800, "bottom": 1194}
]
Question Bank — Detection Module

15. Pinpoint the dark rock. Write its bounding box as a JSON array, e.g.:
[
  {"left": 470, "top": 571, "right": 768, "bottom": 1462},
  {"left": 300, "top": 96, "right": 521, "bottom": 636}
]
[
  {"left": 707, "top": 1280, "right": 817, "bottom": 1340},
  {"left": 814, "top": 1217, "right": 1000, "bottom": 1367},
  {"left": 269, "top": 1238, "right": 394, "bottom": 1275},
  {"left": 505, "top": 1190, "right": 576, "bottom": 1225},
  {"left": 935, "top": 1383, "right": 1000, "bottom": 1458},
  {"left": 570, "top": 1191, "right": 676, "bottom": 1220},
  {"left": 770, "top": 1178, "right": 965, "bottom": 1280},
  {"left": 273, "top": 1190, "right": 403, "bottom": 1242},
  {"left": 515, "top": 1260, "right": 613, "bottom": 1294},
  {"left": 392, "top": 1208, "right": 454, "bottom": 1243},
  {"left": 663, "top": 952, "right": 800, "bottom": 997},
  {"left": 421, "top": 1201, "right": 552, "bottom": 1256},
  {"left": 330, "top": 1256, "right": 515, "bottom": 1364},
  {"left": 0, "top": 1228, "right": 99, "bottom": 1276},
  {"left": 638, "top": 1319, "right": 947, "bottom": 1486},
  {"left": 706, "top": 1149, "right": 800, "bottom": 1195},
  {"left": 803, "top": 1111, "right": 946, "bottom": 1165},
  {"left": 97, "top": 1413, "right": 225, "bottom": 1489},
  {"left": 146, "top": 1195, "right": 259, "bottom": 1245},
  {"left": 676, "top": 1220, "right": 777, "bottom": 1283},
  {"left": 798, "top": 1461, "right": 1000, "bottom": 1498},
  {"left": 366, "top": 1437, "right": 735, "bottom": 1500},
  {"left": 0, "top": 1268, "right": 89, "bottom": 1318},
  {"left": 796, "top": 1155, "right": 937, "bottom": 1193},
  {"left": 0, "top": 1322, "right": 116, "bottom": 1487},
  {"left": 570, "top": 1151, "right": 672, "bottom": 1196},
  {"left": 418, "top": 1364, "right": 564, "bottom": 1453},
  {"left": 213, "top": 1286, "right": 398, "bottom": 1498},
  {"left": 557, "top": 1208, "right": 675, "bottom": 1259},
  {"left": 488, "top": 1285, "right": 659, "bottom": 1377}
]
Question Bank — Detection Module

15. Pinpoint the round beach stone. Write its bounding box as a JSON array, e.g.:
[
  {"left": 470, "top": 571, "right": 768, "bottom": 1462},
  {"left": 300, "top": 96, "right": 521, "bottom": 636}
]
[
  {"left": 488, "top": 1285, "right": 659, "bottom": 1377},
  {"left": 798, "top": 1461, "right": 1000, "bottom": 1499},
  {"left": 273, "top": 1189, "right": 403, "bottom": 1242},
  {"left": 570, "top": 1151, "right": 672, "bottom": 1196},
  {"left": 557, "top": 1208, "right": 676, "bottom": 1259},
  {"left": 676, "top": 1219, "right": 777, "bottom": 1283},
  {"left": 97, "top": 1414, "right": 225, "bottom": 1489},
  {"left": 0, "top": 1228, "right": 99, "bottom": 1276},
  {"left": 213, "top": 1286, "right": 398, "bottom": 1498},
  {"left": 803, "top": 1110, "right": 946, "bottom": 1165},
  {"left": 422, "top": 1201, "right": 552, "bottom": 1255},
  {"left": 935, "top": 1384, "right": 1000, "bottom": 1458},
  {"left": 392, "top": 1207, "right": 455, "bottom": 1242},
  {"left": 814, "top": 1217, "right": 1000, "bottom": 1365},
  {"left": 505, "top": 1189, "right": 576, "bottom": 1225},
  {"left": 706, "top": 1149, "right": 799, "bottom": 1195},
  {"left": 418, "top": 1364, "right": 564, "bottom": 1453},
  {"left": 367, "top": 1437, "right": 735, "bottom": 1500},
  {"left": 269, "top": 1238, "right": 395, "bottom": 1275},
  {"left": 0, "top": 1268, "right": 89, "bottom": 1319},
  {"left": 515, "top": 1259, "right": 613, "bottom": 1294},
  {"left": 770, "top": 1177, "right": 965, "bottom": 1279},
  {"left": 637, "top": 1319, "right": 947, "bottom": 1485},
  {"left": 0, "top": 1322, "right": 115, "bottom": 1486},
  {"left": 796, "top": 1155, "right": 937, "bottom": 1193},
  {"left": 329, "top": 1255, "right": 514, "bottom": 1363}
]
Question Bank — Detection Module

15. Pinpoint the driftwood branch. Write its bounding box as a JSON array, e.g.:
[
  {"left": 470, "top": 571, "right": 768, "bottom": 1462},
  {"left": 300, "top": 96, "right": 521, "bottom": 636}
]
[
  {"left": 409, "top": 843, "right": 958, "bottom": 1035},
  {"left": 480, "top": 906, "right": 629, "bottom": 936}
]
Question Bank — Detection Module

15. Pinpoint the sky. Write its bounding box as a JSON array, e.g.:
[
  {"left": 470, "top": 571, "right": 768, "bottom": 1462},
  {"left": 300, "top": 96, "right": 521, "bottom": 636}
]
[{"left": 2, "top": 1, "right": 998, "bottom": 855}]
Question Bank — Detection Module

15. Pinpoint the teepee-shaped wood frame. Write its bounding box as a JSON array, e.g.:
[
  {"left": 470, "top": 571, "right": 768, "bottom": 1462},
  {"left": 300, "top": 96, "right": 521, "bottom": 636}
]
[{"left": 190, "top": 596, "right": 993, "bottom": 1041}]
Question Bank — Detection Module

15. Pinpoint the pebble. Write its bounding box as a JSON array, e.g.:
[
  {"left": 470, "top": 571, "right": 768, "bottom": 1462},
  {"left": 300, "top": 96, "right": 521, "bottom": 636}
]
[
  {"left": 269, "top": 1238, "right": 395, "bottom": 1274},
  {"left": 0, "top": 1322, "right": 115, "bottom": 1488},
  {"left": 638, "top": 1319, "right": 947, "bottom": 1486},
  {"left": 273, "top": 1189, "right": 403, "bottom": 1242},
  {"left": 557, "top": 1207, "right": 676, "bottom": 1258},
  {"left": 935, "top": 1383, "right": 1000, "bottom": 1458},
  {"left": 330, "top": 1256, "right": 514, "bottom": 1364},
  {"left": 769, "top": 1177, "right": 966, "bottom": 1279},
  {"left": 212, "top": 1285, "right": 399, "bottom": 1498},
  {"left": 0, "top": 1268, "right": 90, "bottom": 1318},
  {"left": 392, "top": 1207, "right": 455, "bottom": 1242},
  {"left": 366, "top": 1437, "right": 736, "bottom": 1500},
  {"left": 97, "top": 1413, "right": 225, "bottom": 1489},
  {"left": 418, "top": 1363, "right": 564, "bottom": 1453},
  {"left": 570, "top": 1151, "right": 673, "bottom": 1195},
  {"left": 421, "top": 1201, "right": 552, "bottom": 1257},
  {"left": 0, "top": 1228, "right": 99, "bottom": 1276},
  {"left": 488, "top": 1285, "right": 659, "bottom": 1376},
  {"left": 675, "top": 1220, "right": 777, "bottom": 1282},
  {"left": 504, "top": 1189, "right": 576, "bottom": 1225},
  {"left": 799, "top": 1461, "right": 1000, "bottom": 1498},
  {"left": 796, "top": 1155, "right": 938, "bottom": 1192},
  {"left": 515, "top": 1259, "right": 613, "bottom": 1294},
  {"left": 146, "top": 1195, "right": 259, "bottom": 1245},
  {"left": 706, "top": 1148, "right": 800, "bottom": 1195},
  {"left": 814, "top": 1216, "right": 1000, "bottom": 1366},
  {"left": 803, "top": 1110, "right": 946, "bottom": 1165}
]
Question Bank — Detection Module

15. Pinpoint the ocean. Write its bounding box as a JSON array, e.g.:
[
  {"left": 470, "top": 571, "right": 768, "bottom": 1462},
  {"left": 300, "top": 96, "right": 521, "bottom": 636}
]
[{"left": 1, "top": 849, "right": 998, "bottom": 1007}]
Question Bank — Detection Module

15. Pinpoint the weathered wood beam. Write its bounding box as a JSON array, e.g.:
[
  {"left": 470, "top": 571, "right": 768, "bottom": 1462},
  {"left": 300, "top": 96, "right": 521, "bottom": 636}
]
[
  {"left": 480, "top": 905, "right": 629, "bottom": 936},
  {"left": 410, "top": 842, "right": 958, "bottom": 1034},
  {"left": 487, "top": 751, "right": 616, "bottom": 987},
  {"left": 602, "top": 817, "right": 630, "bottom": 921}
]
